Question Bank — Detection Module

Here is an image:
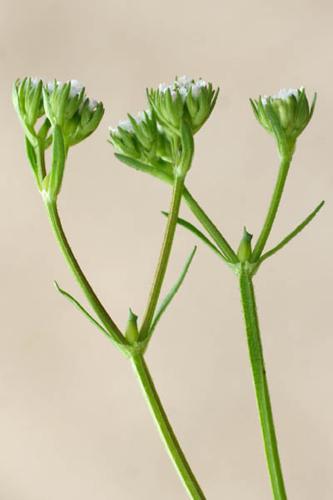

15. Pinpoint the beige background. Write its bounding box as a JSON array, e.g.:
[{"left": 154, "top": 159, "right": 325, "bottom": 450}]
[{"left": 1, "top": 0, "right": 332, "bottom": 498}]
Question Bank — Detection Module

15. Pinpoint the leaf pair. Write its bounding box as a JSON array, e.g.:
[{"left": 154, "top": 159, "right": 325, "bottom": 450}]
[{"left": 164, "top": 201, "right": 325, "bottom": 268}]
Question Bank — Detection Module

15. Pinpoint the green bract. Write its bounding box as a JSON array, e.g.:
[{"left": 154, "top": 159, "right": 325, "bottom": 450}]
[
  {"left": 250, "top": 87, "right": 316, "bottom": 155},
  {"left": 43, "top": 80, "right": 104, "bottom": 147},
  {"left": 147, "top": 76, "right": 219, "bottom": 135}
]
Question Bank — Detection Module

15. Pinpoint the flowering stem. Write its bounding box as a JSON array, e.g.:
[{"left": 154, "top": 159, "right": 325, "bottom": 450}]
[
  {"left": 139, "top": 175, "right": 185, "bottom": 338},
  {"left": 46, "top": 195, "right": 205, "bottom": 499},
  {"left": 239, "top": 265, "right": 287, "bottom": 500},
  {"left": 131, "top": 353, "right": 206, "bottom": 500},
  {"left": 183, "top": 187, "right": 238, "bottom": 263},
  {"left": 45, "top": 199, "right": 125, "bottom": 346},
  {"left": 251, "top": 154, "right": 293, "bottom": 262}
]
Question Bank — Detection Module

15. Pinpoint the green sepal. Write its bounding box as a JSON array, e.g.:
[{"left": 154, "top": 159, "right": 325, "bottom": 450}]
[
  {"left": 69, "top": 101, "right": 105, "bottom": 146},
  {"left": 48, "top": 125, "right": 66, "bottom": 199},
  {"left": 162, "top": 211, "right": 227, "bottom": 260},
  {"left": 263, "top": 101, "right": 287, "bottom": 152},
  {"left": 309, "top": 92, "right": 317, "bottom": 121},
  {"left": 146, "top": 89, "right": 179, "bottom": 136},
  {"left": 57, "top": 83, "right": 72, "bottom": 126},
  {"left": 142, "top": 246, "right": 197, "bottom": 342},
  {"left": 38, "top": 118, "right": 52, "bottom": 146}
]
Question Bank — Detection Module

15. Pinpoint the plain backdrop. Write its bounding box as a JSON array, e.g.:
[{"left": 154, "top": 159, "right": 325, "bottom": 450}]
[{"left": 1, "top": 0, "right": 332, "bottom": 499}]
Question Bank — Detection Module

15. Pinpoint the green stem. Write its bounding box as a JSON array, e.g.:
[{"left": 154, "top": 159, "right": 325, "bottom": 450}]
[
  {"left": 183, "top": 187, "right": 238, "bottom": 263},
  {"left": 140, "top": 175, "right": 185, "bottom": 338},
  {"left": 131, "top": 353, "right": 206, "bottom": 500},
  {"left": 251, "top": 155, "right": 292, "bottom": 262},
  {"left": 45, "top": 200, "right": 125, "bottom": 345},
  {"left": 35, "top": 141, "right": 47, "bottom": 186},
  {"left": 239, "top": 266, "right": 287, "bottom": 500}
]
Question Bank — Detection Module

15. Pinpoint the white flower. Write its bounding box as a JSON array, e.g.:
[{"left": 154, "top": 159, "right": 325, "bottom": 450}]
[
  {"left": 69, "top": 79, "right": 84, "bottom": 97},
  {"left": 158, "top": 76, "right": 208, "bottom": 101},
  {"left": 110, "top": 109, "right": 151, "bottom": 135},
  {"left": 30, "top": 77, "right": 42, "bottom": 87},
  {"left": 47, "top": 79, "right": 61, "bottom": 92},
  {"left": 88, "top": 98, "right": 98, "bottom": 111},
  {"left": 158, "top": 83, "right": 169, "bottom": 92},
  {"left": 46, "top": 79, "right": 83, "bottom": 96},
  {"left": 261, "top": 87, "right": 303, "bottom": 106},
  {"left": 118, "top": 119, "right": 134, "bottom": 132}
]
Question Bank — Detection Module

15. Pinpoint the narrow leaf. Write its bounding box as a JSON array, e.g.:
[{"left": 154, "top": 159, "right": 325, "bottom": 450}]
[
  {"left": 259, "top": 200, "right": 325, "bottom": 264},
  {"left": 114, "top": 153, "right": 173, "bottom": 185},
  {"left": 54, "top": 281, "right": 112, "bottom": 340},
  {"left": 162, "top": 211, "right": 227, "bottom": 260},
  {"left": 146, "top": 246, "right": 197, "bottom": 340}
]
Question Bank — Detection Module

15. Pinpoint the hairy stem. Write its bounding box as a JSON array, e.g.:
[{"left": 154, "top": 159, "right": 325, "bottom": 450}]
[
  {"left": 251, "top": 155, "right": 292, "bottom": 262},
  {"left": 140, "top": 175, "right": 185, "bottom": 338},
  {"left": 132, "top": 353, "right": 206, "bottom": 499},
  {"left": 239, "top": 266, "right": 287, "bottom": 500},
  {"left": 183, "top": 187, "right": 238, "bottom": 263},
  {"left": 45, "top": 200, "right": 125, "bottom": 345}
]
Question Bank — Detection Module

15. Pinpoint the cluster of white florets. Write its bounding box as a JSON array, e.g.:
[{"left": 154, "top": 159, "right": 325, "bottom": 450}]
[
  {"left": 158, "top": 76, "right": 208, "bottom": 100},
  {"left": 110, "top": 76, "right": 210, "bottom": 134},
  {"left": 40, "top": 79, "right": 98, "bottom": 110},
  {"left": 110, "top": 110, "right": 152, "bottom": 135},
  {"left": 45, "top": 79, "right": 83, "bottom": 96},
  {"left": 261, "top": 87, "right": 303, "bottom": 106}
]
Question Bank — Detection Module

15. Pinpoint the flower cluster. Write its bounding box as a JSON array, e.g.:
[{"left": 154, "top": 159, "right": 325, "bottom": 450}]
[
  {"left": 109, "top": 109, "right": 172, "bottom": 165},
  {"left": 13, "top": 77, "right": 104, "bottom": 199},
  {"left": 109, "top": 76, "right": 218, "bottom": 180},
  {"left": 13, "top": 78, "right": 104, "bottom": 148},
  {"left": 42, "top": 79, "right": 104, "bottom": 147},
  {"left": 251, "top": 87, "right": 316, "bottom": 155},
  {"left": 148, "top": 76, "right": 218, "bottom": 134}
]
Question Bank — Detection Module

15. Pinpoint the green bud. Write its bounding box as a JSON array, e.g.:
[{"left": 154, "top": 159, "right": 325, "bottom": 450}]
[
  {"left": 250, "top": 87, "right": 316, "bottom": 155},
  {"left": 12, "top": 78, "right": 51, "bottom": 147},
  {"left": 237, "top": 227, "right": 253, "bottom": 263},
  {"left": 13, "top": 78, "right": 44, "bottom": 127},
  {"left": 43, "top": 80, "right": 104, "bottom": 147},
  {"left": 125, "top": 309, "right": 139, "bottom": 344},
  {"left": 147, "top": 76, "right": 219, "bottom": 135}
]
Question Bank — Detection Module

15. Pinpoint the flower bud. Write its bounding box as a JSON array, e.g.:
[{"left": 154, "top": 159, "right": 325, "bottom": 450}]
[
  {"left": 125, "top": 309, "right": 139, "bottom": 344},
  {"left": 250, "top": 87, "right": 316, "bottom": 155},
  {"left": 237, "top": 227, "right": 253, "bottom": 263},
  {"left": 12, "top": 78, "right": 47, "bottom": 144},
  {"left": 43, "top": 80, "right": 104, "bottom": 147},
  {"left": 147, "top": 76, "right": 219, "bottom": 135}
]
